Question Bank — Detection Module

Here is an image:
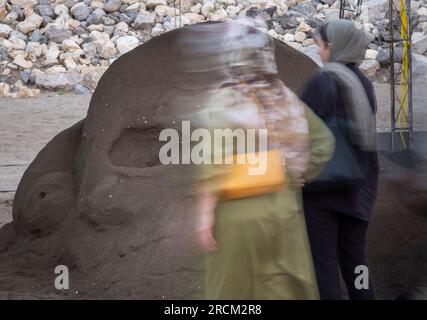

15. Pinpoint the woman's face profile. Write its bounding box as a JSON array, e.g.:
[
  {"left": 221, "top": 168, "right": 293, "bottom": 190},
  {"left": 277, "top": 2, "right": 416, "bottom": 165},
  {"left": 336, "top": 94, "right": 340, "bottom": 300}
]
[{"left": 314, "top": 34, "right": 331, "bottom": 64}]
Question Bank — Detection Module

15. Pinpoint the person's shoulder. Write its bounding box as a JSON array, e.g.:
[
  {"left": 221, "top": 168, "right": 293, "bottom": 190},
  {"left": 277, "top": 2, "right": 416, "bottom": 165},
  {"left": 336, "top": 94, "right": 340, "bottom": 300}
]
[{"left": 302, "top": 71, "right": 333, "bottom": 93}]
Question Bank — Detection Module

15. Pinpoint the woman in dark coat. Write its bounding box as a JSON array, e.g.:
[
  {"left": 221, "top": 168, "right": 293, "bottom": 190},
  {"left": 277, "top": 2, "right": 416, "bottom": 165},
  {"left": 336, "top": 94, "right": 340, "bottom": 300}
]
[{"left": 300, "top": 19, "right": 379, "bottom": 300}]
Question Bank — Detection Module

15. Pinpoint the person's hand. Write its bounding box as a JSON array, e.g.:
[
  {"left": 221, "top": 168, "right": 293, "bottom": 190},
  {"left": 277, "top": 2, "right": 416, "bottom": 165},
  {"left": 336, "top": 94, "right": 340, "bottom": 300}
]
[
  {"left": 197, "top": 225, "right": 218, "bottom": 253},
  {"left": 196, "top": 187, "right": 218, "bottom": 253}
]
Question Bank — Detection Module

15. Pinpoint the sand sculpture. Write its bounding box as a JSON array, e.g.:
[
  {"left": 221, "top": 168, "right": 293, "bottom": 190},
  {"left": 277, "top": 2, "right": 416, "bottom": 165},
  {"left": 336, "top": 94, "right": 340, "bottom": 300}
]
[
  {"left": 0, "top": 23, "right": 319, "bottom": 298},
  {"left": 0, "top": 22, "right": 426, "bottom": 299}
]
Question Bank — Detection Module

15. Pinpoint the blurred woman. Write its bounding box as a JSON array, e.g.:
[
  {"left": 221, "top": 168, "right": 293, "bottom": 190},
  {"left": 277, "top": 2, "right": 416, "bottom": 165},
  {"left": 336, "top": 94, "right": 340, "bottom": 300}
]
[
  {"left": 300, "top": 19, "right": 379, "bottom": 300},
  {"left": 193, "top": 20, "right": 335, "bottom": 299}
]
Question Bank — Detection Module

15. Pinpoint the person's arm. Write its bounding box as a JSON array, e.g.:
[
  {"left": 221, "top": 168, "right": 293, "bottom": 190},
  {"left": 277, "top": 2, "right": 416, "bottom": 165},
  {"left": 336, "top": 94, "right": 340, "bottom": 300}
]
[
  {"left": 304, "top": 106, "right": 335, "bottom": 182},
  {"left": 196, "top": 183, "right": 218, "bottom": 253}
]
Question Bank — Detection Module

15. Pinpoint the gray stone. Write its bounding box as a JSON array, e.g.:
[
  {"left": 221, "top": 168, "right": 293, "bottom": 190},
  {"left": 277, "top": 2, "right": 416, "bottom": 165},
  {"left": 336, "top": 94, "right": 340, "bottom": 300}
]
[
  {"left": 101, "top": 14, "right": 119, "bottom": 26},
  {"left": 35, "top": 71, "right": 84, "bottom": 90},
  {"left": 35, "top": 4, "right": 55, "bottom": 18},
  {"left": 29, "top": 29, "right": 45, "bottom": 43},
  {"left": 365, "top": 0, "right": 388, "bottom": 24},
  {"left": 359, "top": 59, "right": 380, "bottom": 78},
  {"left": 41, "top": 16, "right": 52, "bottom": 28},
  {"left": 20, "top": 70, "right": 31, "bottom": 84},
  {"left": 74, "top": 83, "right": 91, "bottom": 95},
  {"left": 412, "top": 53, "right": 427, "bottom": 82},
  {"left": 62, "top": 0, "right": 80, "bottom": 8},
  {"left": 87, "top": 8, "right": 106, "bottom": 25},
  {"left": 46, "top": 26, "right": 73, "bottom": 43},
  {"left": 9, "top": 30, "right": 28, "bottom": 41},
  {"left": 291, "top": 3, "right": 316, "bottom": 18},
  {"left": 11, "top": 5, "right": 24, "bottom": 21},
  {"left": 71, "top": 3, "right": 91, "bottom": 21},
  {"left": 105, "top": 0, "right": 122, "bottom": 13},
  {"left": 0, "top": 24, "right": 13, "bottom": 38},
  {"left": 119, "top": 13, "right": 133, "bottom": 24},
  {"left": 133, "top": 13, "right": 155, "bottom": 30},
  {"left": 279, "top": 12, "right": 299, "bottom": 29},
  {"left": 73, "top": 26, "right": 87, "bottom": 36},
  {"left": 125, "top": 12, "right": 138, "bottom": 23},
  {"left": 82, "top": 42, "right": 97, "bottom": 58},
  {"left": 376, "top": 47, "right": 403, "bottom": 66},
  {"left": 412, "top": 33, "right": 427, "bottom": 55},
  {"left": 103, "top": 25, "right": 115, "bottom": 36}
]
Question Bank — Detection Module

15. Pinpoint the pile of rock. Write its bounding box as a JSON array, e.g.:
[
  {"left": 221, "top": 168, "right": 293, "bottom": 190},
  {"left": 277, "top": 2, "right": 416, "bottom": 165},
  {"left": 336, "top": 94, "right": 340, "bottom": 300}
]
[{"left": 0, "top": 0, "right": 427, "bottom": 98}]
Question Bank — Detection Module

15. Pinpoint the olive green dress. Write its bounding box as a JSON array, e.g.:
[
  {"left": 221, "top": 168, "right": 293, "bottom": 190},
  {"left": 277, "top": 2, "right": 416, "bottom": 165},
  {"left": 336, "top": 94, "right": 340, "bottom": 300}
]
[{"left": 200, "top": 107, "right": 335, "bottom": 300}]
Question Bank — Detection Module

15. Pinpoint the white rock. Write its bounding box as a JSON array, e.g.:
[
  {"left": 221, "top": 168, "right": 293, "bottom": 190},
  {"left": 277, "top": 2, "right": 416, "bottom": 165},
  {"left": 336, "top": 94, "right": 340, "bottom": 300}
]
[
  {"left": 303, "top": 38, "right": 315, "bottom": 46},
  {"left": 4, "top": 11, "right": 19, "bottom": 24},
  {"left": 412, "top": 32, "right": 427, "bottom": 55},
  {"left": 0, "top": 83, "right": 10, "bottom": 98},
  {"left": 100, "top": 40, "right": 117, "bottom": 59},
  {"left": 90, "top": 30, "right": 111, "bottom": 51},
  {"left": 190, "top": 3, "right": 202, "bottom": 14},
  {"left": 184, "top": 12, "right": 205, "bottom": 23},
  {"left": 150, "top": 23, "right": 165, "bottom": 37},
  {"left": 0, "top": 23, "right": 13, "bottom": 38},
  {"left": 13, "top": 54, "right": 33, "bottom": 69},
  {"left": 302, "top": 44, "right": 322, "bottom": 66},
  {"left": 417, "top": 7, "right": 427, "bottom": 16},
  {"left": 1, "top": 68, "right": 10, "bottom": 76},
  {"left": 294, "top": 31, "right": 307, "bottom": 43},
  {"left": 154, "top": 4, "right": 169, "bottom": 16},
  {"left": 44, "top": 44, "right": 60, "bottom": 63},
  {"left": 364, "top": 49, "right": 379, "bottom": 60},
  {"left": 17, "top": 85, "right": 40, "bottom": 98},
  {"left": 287, "top": 41, "right": 303, "bottom": 51},
  {"left": 9, "top": 37, "right": 27, "bottom": 50},
  {"left": 116, "top": 35, "right": 139, "bottom": 54},
  {"left": 116, "top": 21, "right": 129, "bottom": 33},
  {"left": 80, "top": 65, "right": 108, "bottom": 89},
  {"left": 25, "top": 42, "right": 44, "bottom": 57},
  {"left": 208, "top": 8, "right": 228, "bottom": 21},
  {"left": 123, "top": 2, "right": 140, "bottom": 13},
  {"left": 87, "top": 24, "right": 104, "bottom": 32},
  {"left": 1, "top": 39, "right": 13, "bottom": 53},
  {"left": 267, "top": 29, "right": 279, "bottom": 39},
  {"left": 283, "top": 33, "right": 295, "bottom": 42},
  {"left": 225, "top": 5, "right": 242, "bottom": 16},
  {"left": 201, "top": 2, "right": 215, "bottom": 17},
  {"left": 364, "top": 0, "right": 388, "bottom": 23},
  {"left": 359, "top": 59, "right": 380, "bottom": 78},
  {"left": 64, "top": 57, "right": 78, "bottom": 70},
  {"left": 10, "top": 0, "right": 37, "bottom": 8},
  {"left": 54, "top": 4, "right": 69, "bottom": 16},
  {"left": 35, "top": 71, "right": 84, "bottom": 90},
  {"left": 297, "top": 21, "right": 312, "bottom": 33},
  {"left": 62, "top": 39, "right": 81, "bottom": 52},
  {"left": 45, "top": 65, "right": 67, "bottom": 74},
  {"left": 16, "top": 13, "right": 43, "bottom": 34},
  {"left": 133, "top": 12, "right": 156, "bottom": 30},
  {"left": 145, "top": 0, "right": 167, "bottom": 8},
  {"left": 163, "top": 15, "right": 190, "bottom": 30}
]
